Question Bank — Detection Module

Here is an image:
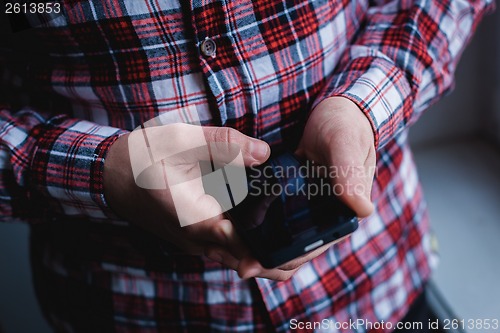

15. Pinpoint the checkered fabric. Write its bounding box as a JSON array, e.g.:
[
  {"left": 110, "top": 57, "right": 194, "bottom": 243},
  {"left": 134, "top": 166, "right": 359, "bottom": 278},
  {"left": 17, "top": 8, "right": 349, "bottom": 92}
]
[{"left": 0, "top": 0, "right": 494, "bottom": 332}]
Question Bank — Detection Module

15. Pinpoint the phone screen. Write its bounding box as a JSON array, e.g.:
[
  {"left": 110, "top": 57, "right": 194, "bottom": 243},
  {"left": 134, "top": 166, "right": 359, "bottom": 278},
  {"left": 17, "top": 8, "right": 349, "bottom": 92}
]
[{"left": 223, "top": 153, "right": 358, "bottom": 266}]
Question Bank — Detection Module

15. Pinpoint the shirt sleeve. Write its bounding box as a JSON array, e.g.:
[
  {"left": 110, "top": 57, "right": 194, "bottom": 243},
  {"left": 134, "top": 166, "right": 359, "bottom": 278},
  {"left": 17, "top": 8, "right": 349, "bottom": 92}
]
[
  {"left": 313, "top": 0, "right": 495, "bottom": 149},
  {"left": 0, "top": 106, "right": 128, "bottom": 222}
]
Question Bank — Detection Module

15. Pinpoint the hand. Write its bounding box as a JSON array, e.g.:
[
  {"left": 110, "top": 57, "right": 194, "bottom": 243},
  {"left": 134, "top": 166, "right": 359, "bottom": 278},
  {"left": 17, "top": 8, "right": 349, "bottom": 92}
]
[
  {"left": 297, "top": 96, "right": 376, "bottom": 217},
  {"left": 205, "top": 97, "right": 376, "bottom": 281},
  {"left": 103, "top": 124, "right": 271, "bottom": 256}
]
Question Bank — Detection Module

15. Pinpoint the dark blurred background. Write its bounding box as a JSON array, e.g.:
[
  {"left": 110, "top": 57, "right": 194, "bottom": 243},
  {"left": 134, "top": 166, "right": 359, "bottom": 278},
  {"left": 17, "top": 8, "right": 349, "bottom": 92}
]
[
  {"left": 0, "top": 5, "right": 499, "bottom": 333},
  {"left": 408, "top": 7, "right": 500, "bottom": 327}
]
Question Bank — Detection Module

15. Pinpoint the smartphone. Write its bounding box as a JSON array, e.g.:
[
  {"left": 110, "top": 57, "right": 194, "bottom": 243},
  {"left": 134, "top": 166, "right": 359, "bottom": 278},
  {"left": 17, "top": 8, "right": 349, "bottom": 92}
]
[{"left": 222, "top": 153, "right": 358, "bottom": 268}]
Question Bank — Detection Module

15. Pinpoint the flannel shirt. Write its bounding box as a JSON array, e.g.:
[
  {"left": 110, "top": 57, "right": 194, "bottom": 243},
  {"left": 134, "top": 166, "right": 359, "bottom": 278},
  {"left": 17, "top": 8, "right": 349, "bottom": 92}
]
[{"left": 0, "top": 0, "right": 494, "bottom": 332}]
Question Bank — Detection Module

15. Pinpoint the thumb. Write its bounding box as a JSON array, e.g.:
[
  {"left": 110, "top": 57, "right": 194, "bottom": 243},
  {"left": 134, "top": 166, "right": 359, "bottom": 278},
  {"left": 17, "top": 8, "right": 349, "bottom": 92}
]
[
  {"left": 203, "top": 126, "right": 270, "bottom": 166},
  {"left": 333, "top": 160, "right": 374, "bottom": 218}
]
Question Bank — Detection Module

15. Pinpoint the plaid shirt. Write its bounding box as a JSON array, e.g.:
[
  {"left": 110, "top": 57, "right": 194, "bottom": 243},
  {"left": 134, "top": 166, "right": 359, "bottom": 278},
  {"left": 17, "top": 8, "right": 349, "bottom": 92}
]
[{"left": 0, "top": 0, "right": 494, "bottom": 332}]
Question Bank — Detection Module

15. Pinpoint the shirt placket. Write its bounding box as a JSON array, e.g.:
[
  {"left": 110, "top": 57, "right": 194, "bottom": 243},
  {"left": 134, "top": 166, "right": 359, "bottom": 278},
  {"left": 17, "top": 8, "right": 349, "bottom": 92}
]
[{"left": 186, "top": 0, "right": 260, "bottom": 138}]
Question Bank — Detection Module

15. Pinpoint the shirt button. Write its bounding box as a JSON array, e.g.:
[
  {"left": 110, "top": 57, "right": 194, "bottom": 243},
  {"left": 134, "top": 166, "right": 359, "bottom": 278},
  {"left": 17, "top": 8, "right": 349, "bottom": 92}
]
[{"left": 200, "top": 38, "right": 216, "bottom": 58}]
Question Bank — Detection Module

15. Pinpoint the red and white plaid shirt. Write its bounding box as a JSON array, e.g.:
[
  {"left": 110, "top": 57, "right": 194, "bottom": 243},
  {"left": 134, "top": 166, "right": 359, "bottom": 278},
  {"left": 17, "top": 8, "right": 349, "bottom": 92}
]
[{"left": 0, "top": 0, "right": 494, "bottom": 332}]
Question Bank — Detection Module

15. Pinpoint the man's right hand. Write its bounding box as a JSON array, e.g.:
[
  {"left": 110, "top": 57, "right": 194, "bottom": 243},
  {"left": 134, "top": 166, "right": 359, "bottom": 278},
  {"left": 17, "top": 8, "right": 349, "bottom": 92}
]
[{"left": 103, "top": 124, "right": 270, "bottom": 255}]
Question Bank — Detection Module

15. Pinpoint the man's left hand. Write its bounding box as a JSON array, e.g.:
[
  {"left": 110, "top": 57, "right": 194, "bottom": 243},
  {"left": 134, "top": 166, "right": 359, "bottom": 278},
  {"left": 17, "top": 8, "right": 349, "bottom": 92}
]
[{"left": 296, "top": 96, "right": 376, "bottom": 218}]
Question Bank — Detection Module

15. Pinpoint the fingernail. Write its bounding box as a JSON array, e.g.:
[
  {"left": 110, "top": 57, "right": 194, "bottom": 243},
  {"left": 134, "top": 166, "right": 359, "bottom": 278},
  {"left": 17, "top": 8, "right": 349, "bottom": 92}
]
[
  {"left": 216, "top": 221, "right": 232, "bottom": 244},
  {"left": 250, "top": 141, "right": 269, "bottom": 161},
  {"left": 220, "top": 222, "right": 232, "bottom": 239}
]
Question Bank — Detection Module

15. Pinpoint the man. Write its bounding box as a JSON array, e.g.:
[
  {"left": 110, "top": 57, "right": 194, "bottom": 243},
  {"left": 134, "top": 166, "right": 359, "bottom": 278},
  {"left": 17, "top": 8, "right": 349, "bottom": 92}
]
[{"left": 0, "top": 0, "right": 494, "bottom": 332}]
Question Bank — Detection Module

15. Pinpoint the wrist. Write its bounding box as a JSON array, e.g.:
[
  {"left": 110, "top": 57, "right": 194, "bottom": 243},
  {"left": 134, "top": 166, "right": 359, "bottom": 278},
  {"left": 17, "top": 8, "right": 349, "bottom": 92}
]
[
  {"left": 315, "top": 96, "right": 375, "bottom": 148},
  {"left": 103, "top": 133, "right": 135, "bottom": 219}
]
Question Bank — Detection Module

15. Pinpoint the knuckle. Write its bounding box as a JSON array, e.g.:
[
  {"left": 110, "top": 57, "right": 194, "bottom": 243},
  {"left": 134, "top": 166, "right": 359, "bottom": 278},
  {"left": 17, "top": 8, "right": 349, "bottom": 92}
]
[
  {"left": 212, "top": 224, "right": 228, "bottom": 244},
  {"left": 225, "top": 128, "right": 239, "bottom": 144},
  {"left": 215, "top": 127, "right": 242, "bottom": 146},
  {"left": 213, "top": 127, "right": 231, "bottom": 143}
]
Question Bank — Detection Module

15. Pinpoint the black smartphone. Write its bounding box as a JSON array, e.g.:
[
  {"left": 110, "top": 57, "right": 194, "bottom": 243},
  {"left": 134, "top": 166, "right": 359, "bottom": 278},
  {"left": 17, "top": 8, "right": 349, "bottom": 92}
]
[{"left": 223, "top": 153, "right": 358, "bottom": 268}]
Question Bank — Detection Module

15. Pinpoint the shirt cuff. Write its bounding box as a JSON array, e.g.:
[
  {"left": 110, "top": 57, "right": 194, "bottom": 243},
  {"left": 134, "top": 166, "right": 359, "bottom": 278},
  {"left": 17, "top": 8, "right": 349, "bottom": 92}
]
[
  {"left": 30, "top": 116, "right": 128, "bottom": 220},
  {"left": 313, "top": 46, "right": 414, "bottom": 149}
]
